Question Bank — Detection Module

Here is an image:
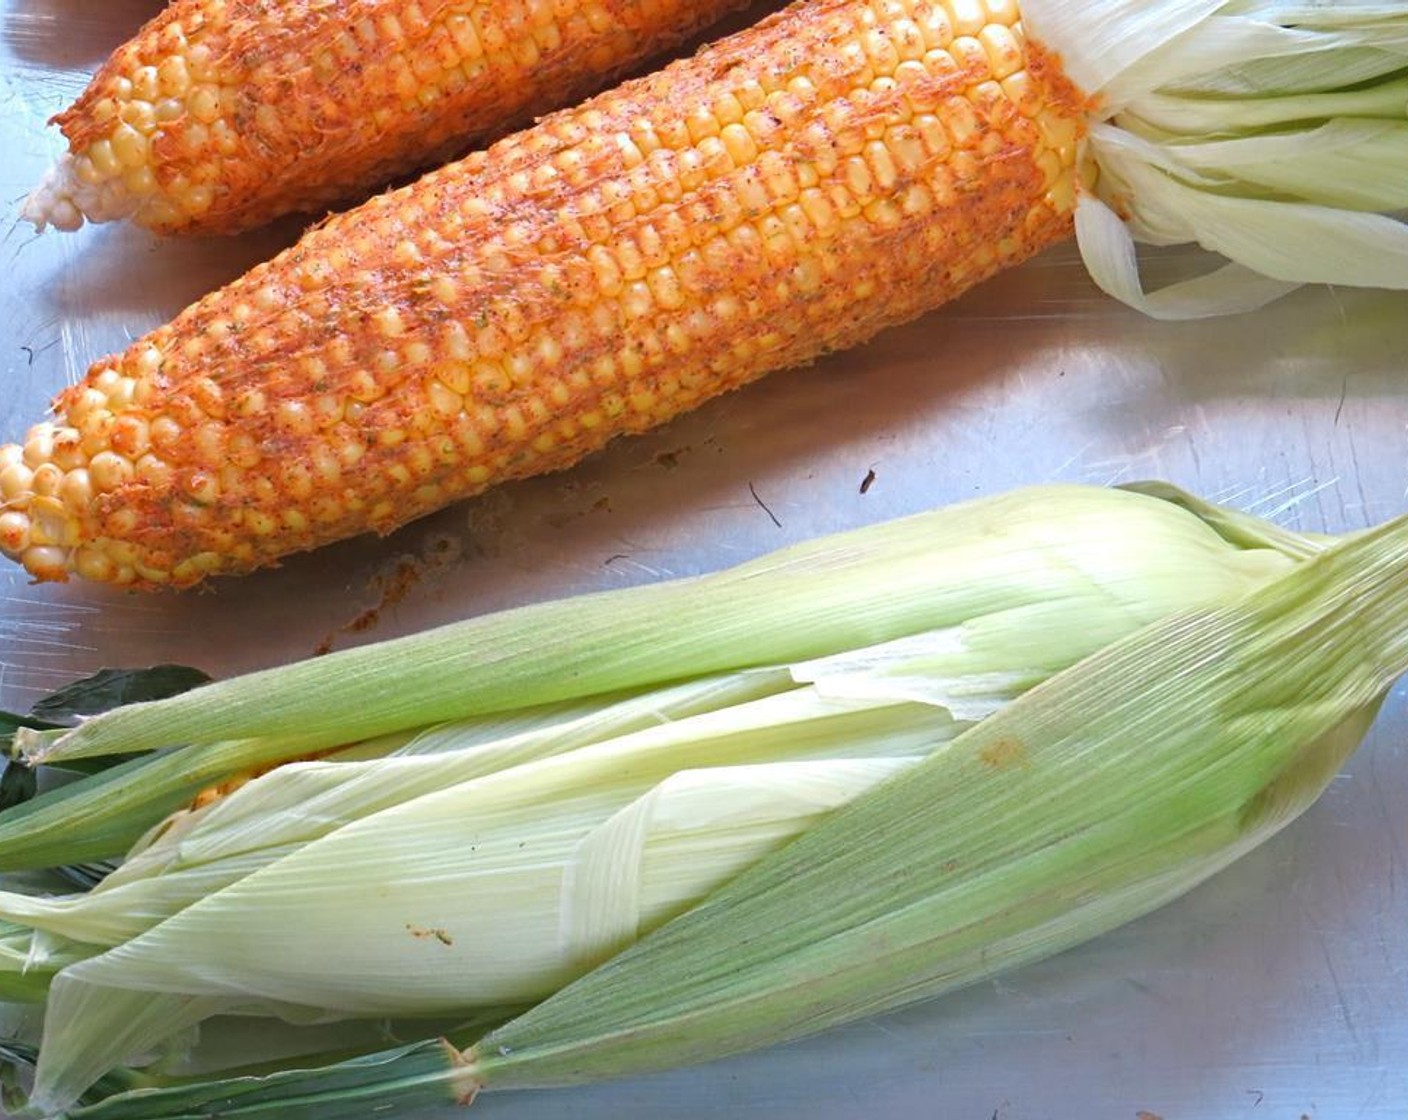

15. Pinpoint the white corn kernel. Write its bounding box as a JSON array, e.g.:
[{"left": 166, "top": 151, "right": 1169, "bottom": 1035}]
[
  {"left": 89, "top": 451, "right": 135, "bottom": 492},
  {"left": 59, "top": 469, "right": 94, "bottom": 510},
  {"left": 131, "top": 66, "right": 160, "bottom": 101},
  {"left": 22, "top": 546, "right": 69, "bottom": 578},
  {"left": 74, "top": 548, "right": 117, "bottom": 583},
  {"left": 0, "top": 512, "right": 30, "bottom": 554},
  {"left": 111, "top": 124, "right": 150, "bottom": 170}
]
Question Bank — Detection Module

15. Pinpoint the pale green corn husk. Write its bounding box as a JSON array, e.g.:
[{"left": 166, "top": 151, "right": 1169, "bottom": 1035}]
[
  {"left": 3, "top": 672, "right": 796, "bottom": 948},
  {"left": 18, "top": 485, "right": 1297, "bottom": 768},
  {"left": 0, "top": 675, "right": 788, "bottom": 874},
  {"left": 14, "top": 490, "right": 1406, "bottom": 1120},
  {"left": 0, "top": 732, "right": 329, "bottom": 873},
  {"left": 0, "top": 482, "right": 1300, "bottom": 877},
  {"left": 1, "top": 648, "right": 1185, "bottom": 1101},
  {"left": 1021, "top": 0, "right": 1408, "bottom": 318},
  {"left": 458, "top": 501, "right": 1408, "bottom": 1096},
  {"left": 0, "top": 924, "right": 89, "bottom": 1005},
  {"left": 0, "top": 484, "right": 1316, "bottom": 1113}
]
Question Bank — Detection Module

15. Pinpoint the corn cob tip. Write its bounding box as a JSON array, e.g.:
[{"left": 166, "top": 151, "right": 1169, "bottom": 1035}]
[
  {"left": 0, "top": 370, "right": 168, "bottom": 586},
  {"left": 21, "top": 154, "right": 140, "bottom": 233},
  {"left": 0, "top": 424, "right": 82, "bottom": 584}
]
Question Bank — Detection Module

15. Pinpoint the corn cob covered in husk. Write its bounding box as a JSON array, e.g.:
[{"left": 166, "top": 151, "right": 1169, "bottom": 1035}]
[
  {"left": 459, "top": 502, "right": 1408, "bottom": 1102},
  {"left": 0, "top": 481, "right": 1402, "bottom": 1117},
  {"left": 3, "top": 0, "right": 1407, "bottom": 589},
  {"left": 23, "top": 0, "right": 751, "bottom": 235},
  {"left": 0, "top": 482, "right": 1305, "bottom": 869}
]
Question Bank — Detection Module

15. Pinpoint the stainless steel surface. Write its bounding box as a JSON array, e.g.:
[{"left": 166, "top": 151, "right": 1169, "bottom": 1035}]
[{"left": 3, "top": 3, "right": 1408, "bottom": 1117}]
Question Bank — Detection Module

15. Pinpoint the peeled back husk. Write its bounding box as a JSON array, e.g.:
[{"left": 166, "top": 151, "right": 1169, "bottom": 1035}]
[{"left": 1021, "top": 0, "right": 1408, "bottom": 317}]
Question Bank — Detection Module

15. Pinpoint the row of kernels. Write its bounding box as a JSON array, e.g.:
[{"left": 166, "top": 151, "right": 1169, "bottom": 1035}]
[
  {"left": 442, "top": 12, "right": 485, "bottom": 60},
  {"left": 977, "top": 22, "right": 1024, "bottom": 80},
  {"left": 916, "top": 0, "right": 992, "bottom": 41},
  {"left": 396, "top": 0, "right": 582, "bottom": 114},
  {"left": 945, "top": 33, "right": 992, "bottom": 79}
]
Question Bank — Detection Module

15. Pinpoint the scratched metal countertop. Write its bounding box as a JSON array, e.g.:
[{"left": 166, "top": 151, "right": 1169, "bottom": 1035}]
[{"left": 2, "top": 3, "right": 1408, "bottom": 1118}]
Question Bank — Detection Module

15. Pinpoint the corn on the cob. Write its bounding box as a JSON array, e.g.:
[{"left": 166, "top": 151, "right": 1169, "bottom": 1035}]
[
  {"left": 1, "top": 0, "right": 1090, "bottom": 589},
  {"left": 5, "top": 0, "right": 1408, "bottom": 590},
  {"left": 0, "top": 482, "right": 1326, "bottom": 1110},
  {"left": 22, "top": 0, "right": 752, "bottom": 235},
  {"left": 2, "top": 482, "right": 1301, "bottom": 871},
  {"left": 461, "top": 512, "right": 1408, "bottom": 1102},
  {"left": 2, "top": 482, "right": 1406, "bottom": 1117}
]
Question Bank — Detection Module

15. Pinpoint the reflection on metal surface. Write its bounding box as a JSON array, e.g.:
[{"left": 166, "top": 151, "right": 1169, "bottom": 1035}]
[{"left": 1, "top": 1, "right": 1407, "bottom": 1115}]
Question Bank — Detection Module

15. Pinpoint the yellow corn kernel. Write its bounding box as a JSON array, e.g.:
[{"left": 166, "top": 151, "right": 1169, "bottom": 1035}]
[
  {"left": 87, "top": 139, "right": 121, "bottom": 178},
  {"left": 110, "top": 124, "right": 150, "bottom": 170},
  {"left": 131, "top": 66, "right": 161, "bottom": 102}
]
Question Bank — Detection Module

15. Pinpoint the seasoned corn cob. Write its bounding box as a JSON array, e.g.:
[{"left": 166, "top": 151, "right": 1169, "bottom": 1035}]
[
  {"left": 2, "top": 0, "right": 1088, "bottom": 588},
  {"left": 23, "top": 0, "right": 752, "bottom": 235}
]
